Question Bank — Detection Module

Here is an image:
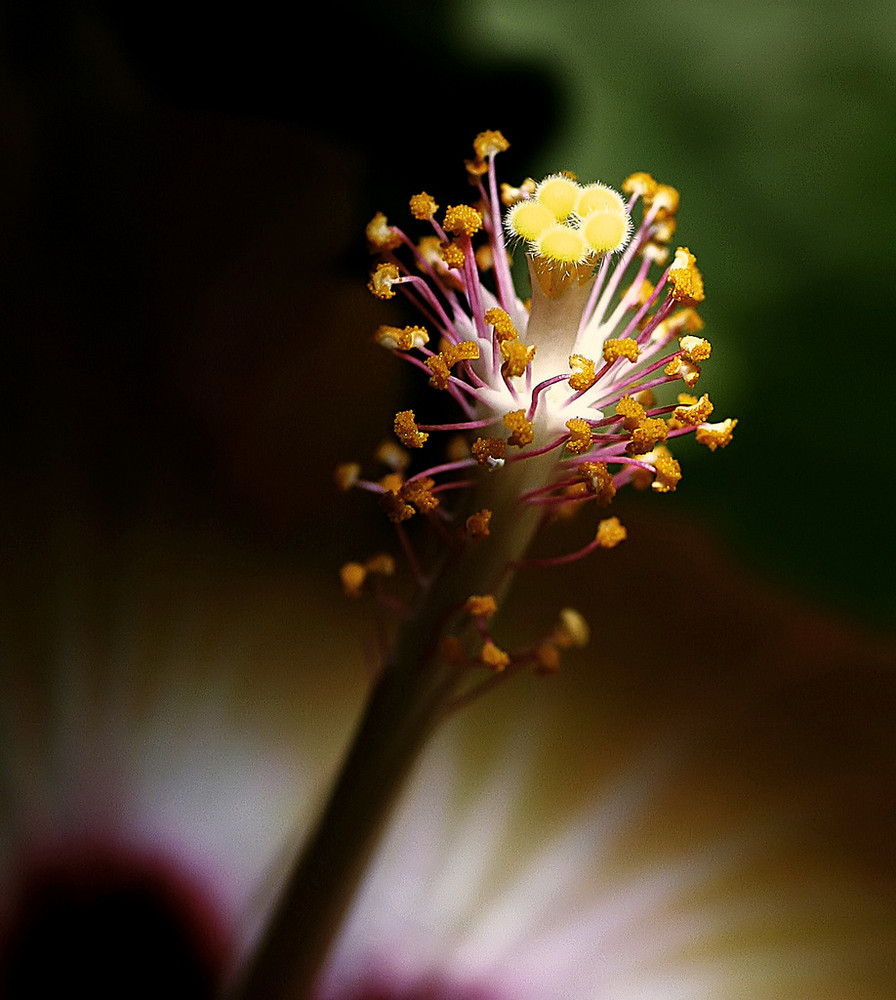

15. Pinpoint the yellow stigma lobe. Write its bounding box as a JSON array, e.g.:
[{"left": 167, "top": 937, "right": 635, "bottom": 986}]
[
  {"left": 506, "top": 200, "right": 555, "bottom": 243},
  {"left": 535, "top": 173, "right": 581, "bottom": 220},
  {"left": 581, "top": 210, "right": 630, "bottom": 256}
]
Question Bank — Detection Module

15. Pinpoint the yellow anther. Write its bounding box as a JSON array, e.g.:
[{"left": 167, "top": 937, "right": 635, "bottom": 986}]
[
  {"left": 576, "top": 183, "right": 626, "bottom": 217},
  {"left": 579, "top": 461, "right": 616, "bottom": 506},
  {"left": 503, "top": 409, "right": 534, "bottom": 447},
  {"left": 695, "top": 418, "right": 738, "bottom": 451},
  {"left": 439, "top": 240, "right": 466, "bottom": 269},
  {"left": 664, "top": 353, "right": 702, "bottom": 389},
  {"left": 426, "top": 341, "right": 480, "bottom": 390},
  {"left": 651, "top": 306, "right": 704, "bottom": 344},
  {"left": 471, "top": 437, "right": 506, "bottom": 466},
  {"left": 380, "top": 489, "right": 415, "bottom": 523},
  {"left": 500, "top": 339, "right": 536, "bottom": 378},
  {"left": 443, "top": 204, "right": 483, "bottom": 238},
  {"left": 481, "top": 641, "right": 510, "bottom": 672},
  {"left": 365, "top": 553, "right": 395, "bottom": 576},
  {"left": 473, "top": 129, "right": 509, "bottom": 160},
  {"left": 668, "top": 247, "right": 705, "bottom": 305},
  {"left": 627, "top": 416, "right": 668, "bottom": 456},
  {"left": 565, "top": 417, "right": 593, "bottom": 455},
  {"left": 581, "top": 208, "right": 631, "bottom": 255},
  {"left": 366, "top": 212, "right": 401, "bottom": 252},
  {"left": 622, "top": 172, "right": 659, "bottom": 200},
  {"left": 652, "top": 451, "right": 682, "bottom": 493},
  {"left": 602, "top": 338, "right": 641, "bottom": 363},
  {"left": 449, "top": 341, "right": 480, "bottom": 363},
  {"left": 340, "top": 561, "right": 367, "bottom": 597},
  {"left": 500, "top": 177, "right": 537, "bottom": 207},
  {"left": 379, "top": 471, "right": 403, "bottom": 493},
  {"left": 409, "top": 192, "right": 439, "bottom": 220},
  {"left": 374, "top": 439, "right": 411, "bottom": 471},
  {"left": 374, "top": 324, "right": 430, "bottom": 351},
  {"left": 652, "top": 184, "right": 680, "bottom": 217},
  {"left": 555, "top": 607, "right": 590, "bottom": 648},
  {"left": 672, "top": 392, "right": 714, "bottom": 426},
  {"left": 334, "top": 462, "right": 361, "bottom": 491},
  {"left": 568, "top": 354, "right": 596, "bottom": 392},
  {"left": 616, "top": 395, "right": 647, "bottom": 431},
  {"left": 425, "top": 353, "right": 453, "bottom": 390},
  {"left": 465, "top": 508, "right": 492, "bottom": 538},
  {"left": 535, "top": 173, "right": 581, "bottom": 219},
  {"left": 401, "top": 477, "right": 439, "bottom": 514},
  {"left": 368, "top": 262, "right": 402, "bottom": 299},
  {"left": 533, "top": 224, "right": 589, "bottom": 264},
  {"left": 594, "top": 516, "right": 627, "bottom": 548},
  {"left": 679, "top": 334, "right": 712, "bottom": 362},
  {"left": 505, "top": 199, "right": 556, "bottom": 242},
  {"left": 393, "top": 410, "right": 429, "bottom": 448},
  {"left": 466, "top": 594, "right": 498, "bottom": 619},
  {"left": 484, "top": 306, "right": 518, "bottom": 342}
]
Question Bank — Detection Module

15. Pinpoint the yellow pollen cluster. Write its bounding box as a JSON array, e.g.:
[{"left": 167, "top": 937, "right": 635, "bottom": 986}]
[
  {"left": 394, "top": 409, "right": 428, "bottom": 448},
  {"left": 695, "top": 418, "right": 738, "bottom": 451},
  {"left": 664, "top": 353, "right": 703, "bottom": 389},
  {"left": 503, "top": 409, "right": 534, "bottom": 447},
  {"left": 616, "top": 396, "right": 668, "bottom": 455},
  {"left": 466, "top": 594, "right": 498, "bottom": 619},
  {"left": 480, "top": 641, "right": 510, "bottom": 671},
  {"left": 602, "top": 338, "right": 641, "bottom": 363},
  {"left": 334, "top": 462, "right": 361, "bottom": 491},
  {"left": 594, "top": 516, "right": 627, "bottom": 548},
  {"left": 426, "top": 340, "right": 480, "bottom": 390},
  {"left": 409, "top": 192, "right": 439, "bottom": 220},
  {"left": 484, "top": 307, "right": 518, "bottom": 342},
  {"left": 672, "top": 392, "right": 714, "bottom": 426},
  {"left": 374, "top": 325, "right": 430, "bottom": 351},
  {"left": 439, "top": 241, "right": 466, "bottom": 269},
  {"left": 565, "top": 418, "right": 593, "bottom": 455},
  {"left": 368, "top": 262, "right": 401, "bottom": 299},
  {"left": 668, "top": 247, "right": 705, "bottom": 305},
  {"left": 473, "top": 129, "right": 510, "bottom": 160},
  {"left": 679, "top": 334, "right": 712, "bottom": 362},
  {"left": 465, "top": 508, "right": 492, "bottom": 538},
  {"left": 652, "top": 451, "right": 682, "bottom": 492},
  {"left": 568, "top": 354, "right": 596, "bottom": 391},
  {"left": 471, "top": 437, "right": 506, "bottom": 466},
  {"left": 366, "top": 212, "right": 401, "bottom": 252},
  {"left": 500, "top": 339, "right": 536, "bottom": 378},
  {"left": 622, "top": 172, "right": 659, "bottom": 200},
  {"left": 339, "top": 553, "right": 396, "bottom": 597},
  {"left": 401, "top": 477, "right": 439, "bottom": 513},
  {"left": 443, "top": 204, "right": 483, "bottom": 238}
]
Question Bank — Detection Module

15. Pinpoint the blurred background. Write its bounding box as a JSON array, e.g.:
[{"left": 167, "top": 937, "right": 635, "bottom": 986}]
[{"left": 1, "top": 0, "right": 894, "bottom": 995}]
